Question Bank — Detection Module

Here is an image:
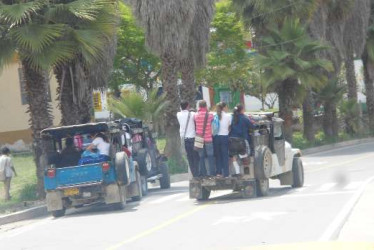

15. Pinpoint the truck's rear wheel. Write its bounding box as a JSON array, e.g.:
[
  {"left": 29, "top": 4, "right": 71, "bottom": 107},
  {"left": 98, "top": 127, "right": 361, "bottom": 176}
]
[
  {"left": 52, "top": 208, "right": 65, "bottom": 218},
  {"left": 197, "top": 187, "right": 210, "bottom": 201},
  {"left": 159, "top": 162, "right": 170, "bottom": 189},
  {"left": 256, "top": 178, "right": 269, "bottom": 197},
  {"left": 292, "top": 157, "right": 304, "bottom": 188},
  {"left": 255, "top": 146, "right": 272, "bottom": 180}
]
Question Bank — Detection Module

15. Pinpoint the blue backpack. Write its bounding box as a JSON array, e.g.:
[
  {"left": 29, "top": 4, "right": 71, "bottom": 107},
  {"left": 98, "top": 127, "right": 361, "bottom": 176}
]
[{"left": 212, "top": 114, "right": 220, "bottom": 136}]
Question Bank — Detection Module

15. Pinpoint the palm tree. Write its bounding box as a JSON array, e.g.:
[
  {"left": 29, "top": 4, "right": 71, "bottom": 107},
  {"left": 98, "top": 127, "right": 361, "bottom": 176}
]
[
  {"left": 257, "top": 18, "right": 332, "bottom": 142},
  {"left": 0, "top": 0, "right": 59, "bottom": 197},
  {"left": 49, "top": 0, "right": 117, "bottom": 125},
  {"left": 109, "top": 89, "right": 168, "bottom": 127},
  {"left": 0, "top": 0, "right": 117, "bottom": 197},
  {"left": 317, "top": 78, "right": 346, "bottom": 137},
  {"left": 179, "top": 0, "right": 215, "bottom": 107},
  {"left": 128, "top": 0, "right": 197, "bottom": 162}
]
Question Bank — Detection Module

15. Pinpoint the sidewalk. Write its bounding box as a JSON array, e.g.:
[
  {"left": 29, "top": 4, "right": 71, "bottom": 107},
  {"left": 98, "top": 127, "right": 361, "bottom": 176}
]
[{"left": 338, "top": 181, "right": 374, "bottom": 242}]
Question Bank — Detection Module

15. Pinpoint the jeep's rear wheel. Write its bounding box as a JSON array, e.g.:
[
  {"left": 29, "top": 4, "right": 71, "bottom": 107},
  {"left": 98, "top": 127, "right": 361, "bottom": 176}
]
[
  {"left": 141, "top": 175, "right": 148, "bottom": 196},
  {"left": 131, "top": 170, "right": 143, "bottom": 201},
  {"left": 197, "top": 187, "right": 210, "bottom": 201},
  {"left": 292, "top": 157, "right": 304, "bottom": 188},
  {"left": 256, "top": 178, "right": 269, "bottom": 197},
  {"left": 115, "top": 152, "right": 130, "bottom": 185}
]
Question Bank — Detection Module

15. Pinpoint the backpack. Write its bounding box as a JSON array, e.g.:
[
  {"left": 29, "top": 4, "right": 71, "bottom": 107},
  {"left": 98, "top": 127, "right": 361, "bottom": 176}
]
[{"left": 212, "top": 114, "right": 220, "bottom": 136}]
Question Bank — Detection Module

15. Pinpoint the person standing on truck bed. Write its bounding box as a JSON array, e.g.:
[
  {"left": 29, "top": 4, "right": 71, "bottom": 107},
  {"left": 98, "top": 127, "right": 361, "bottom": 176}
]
[
  {"left": 213, "top": 102, "right": 232, "bottom": 177},
  {"left": 87, "top": 133, "right": 111, "bottom": 161},
  {"left": 177, "top": 101, "right": 200, "bottom": 177},
  {"left": 195, "top": 100, "right": 215, "bottom": 177}
]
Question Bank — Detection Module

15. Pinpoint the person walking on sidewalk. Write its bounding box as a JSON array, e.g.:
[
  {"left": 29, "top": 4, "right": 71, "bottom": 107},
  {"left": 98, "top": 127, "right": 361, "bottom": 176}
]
[
  {"left": 195, "top": 100, "right": 215, "bottom": 176},
  {"left": 0, "top": 147, "right": 17, "bottom": 200},
  {"left": 177, "top": 101, "right": 199, "bottom": 177},
  {"left": 213, "top": 102, "right": 231, "bottom": 177}
]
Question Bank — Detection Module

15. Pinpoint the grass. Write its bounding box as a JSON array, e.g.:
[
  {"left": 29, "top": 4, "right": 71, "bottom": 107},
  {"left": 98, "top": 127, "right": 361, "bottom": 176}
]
[
  {"left": 0, "top": 154, "right": 38, "bottom": 213},
  {"left": 292, "top": 131, "right": 371, "bottom": 150}
]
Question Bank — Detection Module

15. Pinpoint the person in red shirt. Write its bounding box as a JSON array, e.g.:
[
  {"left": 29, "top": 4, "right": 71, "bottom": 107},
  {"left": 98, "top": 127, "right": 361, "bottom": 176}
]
[{"left": 194, "top": 100, "right": 215, "bottom": 176}]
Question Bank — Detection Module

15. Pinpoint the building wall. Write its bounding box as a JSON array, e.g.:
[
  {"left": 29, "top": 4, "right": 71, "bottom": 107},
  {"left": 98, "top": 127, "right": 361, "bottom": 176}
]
[{"left": 0, "top": 63, "right": 61, "bottom": 144}]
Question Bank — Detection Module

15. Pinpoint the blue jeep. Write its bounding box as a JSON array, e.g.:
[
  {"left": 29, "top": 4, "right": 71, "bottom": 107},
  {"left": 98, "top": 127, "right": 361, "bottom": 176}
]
[{"left": 41, "top": 122, "right": 142, "bottom": 217}]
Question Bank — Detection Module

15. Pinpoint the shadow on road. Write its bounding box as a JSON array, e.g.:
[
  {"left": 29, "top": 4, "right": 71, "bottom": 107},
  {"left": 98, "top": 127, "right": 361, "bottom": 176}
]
[{"left": 305, "top": 142, "right": 374, "bottom": 158}]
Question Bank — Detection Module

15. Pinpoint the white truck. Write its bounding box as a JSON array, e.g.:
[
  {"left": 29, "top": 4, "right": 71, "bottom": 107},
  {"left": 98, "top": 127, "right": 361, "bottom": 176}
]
[{"left": 189, "top": 112, "right": 304, "bottom": 200}]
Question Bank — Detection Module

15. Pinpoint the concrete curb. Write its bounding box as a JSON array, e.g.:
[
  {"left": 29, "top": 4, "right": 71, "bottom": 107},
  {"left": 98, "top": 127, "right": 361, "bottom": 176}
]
[
  {"left": 0, "top": 205, "right": 47, "bottom": 226},
  {"left": 302, "top": 137, "right": 374, "bottom": 156},
  {"left": 0, "top": 173, "right": 190, "bottom": 226}
]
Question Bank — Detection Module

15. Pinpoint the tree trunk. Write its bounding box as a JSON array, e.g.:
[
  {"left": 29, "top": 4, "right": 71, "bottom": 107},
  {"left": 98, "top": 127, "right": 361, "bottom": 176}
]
[
  {"left": 303, "top": 89, "right": 315, "bottom": 141},
  {"left": 345, "top": 50, "right": 359, "bottom": 134},
  {"left": 55, "top": 64, "right": 93, "bottom": 125},
  {"left": 362, "top": 48, "right": 374, "bottom": 133},
  {"left": 161, "top": 53, "right": 184, "bottom": 166},
  {"left": 22, "top": 60, "right": 53, "bottom": 199},
  {"left": 323, "top": 101, "right": 338, "bottom": 138},
  {"left": 180, "top": 58, "right": 196, "bottom": 108},
  {"left": 278, "top": 78, "right": 297, "bottom": 143}
]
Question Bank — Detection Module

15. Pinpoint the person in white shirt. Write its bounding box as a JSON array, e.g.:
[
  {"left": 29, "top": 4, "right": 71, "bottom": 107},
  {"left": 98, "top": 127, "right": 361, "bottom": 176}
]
[
  {"left": 213, "top": 102, "right": 231, "bottom": 177},
  {"left": 0, "top": 147, "right": 17, "bottom": 200},
  {"left": 87, "top": 133, "right": 111, "bottom": 160},
  {"left": 177, "top": 101, "right": 199, "bottom": 177}
]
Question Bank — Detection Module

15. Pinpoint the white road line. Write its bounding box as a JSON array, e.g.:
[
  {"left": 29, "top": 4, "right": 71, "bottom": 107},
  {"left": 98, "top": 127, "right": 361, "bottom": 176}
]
[
  {"left": 148, "top": 193, "right": 185, "bottom": 204},
  {"left": 317, "top": 183, "right": 337, "bottom": 192},
  {"left": 344, "top": 182, "right": 363, "bottom": 190},
  {"left": 319, "top": 176, "right": 374, "bottom": 241}
]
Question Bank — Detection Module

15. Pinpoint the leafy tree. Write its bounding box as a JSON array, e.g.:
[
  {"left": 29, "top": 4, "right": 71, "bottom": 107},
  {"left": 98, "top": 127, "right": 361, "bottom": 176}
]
[
  {"left": 257, "top": 18, "right": 332, "bottom": 142},
  {"left": 196, "top": 0, "right": 255, "bottom": 93},
  {"left": 110, "top": 3, "right": 161, "bottom": 97}
]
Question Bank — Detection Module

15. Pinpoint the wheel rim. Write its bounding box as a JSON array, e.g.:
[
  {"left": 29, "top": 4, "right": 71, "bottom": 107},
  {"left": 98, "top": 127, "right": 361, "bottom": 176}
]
[
  {"left": 146, "top": 153, "right": 152, "bottom": 171},
  {"left": 263, "top": 151, "right": 272, "bottom": 177}
]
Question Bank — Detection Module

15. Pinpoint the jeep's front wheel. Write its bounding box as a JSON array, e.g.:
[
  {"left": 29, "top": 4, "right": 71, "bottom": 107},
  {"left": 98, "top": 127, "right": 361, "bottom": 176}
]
[{"left": 292, "top": 157, "right": 304, "bottom": 188}]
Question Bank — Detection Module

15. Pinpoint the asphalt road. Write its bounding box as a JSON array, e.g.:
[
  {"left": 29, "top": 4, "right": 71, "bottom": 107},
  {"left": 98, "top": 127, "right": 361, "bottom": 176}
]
[{"left": 1, "top": 142, "right": 374, "bottom": 250}]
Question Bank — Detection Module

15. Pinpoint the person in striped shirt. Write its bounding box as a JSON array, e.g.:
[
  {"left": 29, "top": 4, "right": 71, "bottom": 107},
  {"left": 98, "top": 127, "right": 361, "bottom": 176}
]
[{"left": 194, "top": 100, "right": 215, "bottom": 176}]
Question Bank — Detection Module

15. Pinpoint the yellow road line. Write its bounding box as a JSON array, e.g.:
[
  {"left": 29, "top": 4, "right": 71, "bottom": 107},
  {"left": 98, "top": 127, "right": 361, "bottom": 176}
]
[
  {"left": 305, "top": 154, "right": 374, "bottom": 173},
  {"left": 106, "top": 203, "right": 211, "bottom": 250}
]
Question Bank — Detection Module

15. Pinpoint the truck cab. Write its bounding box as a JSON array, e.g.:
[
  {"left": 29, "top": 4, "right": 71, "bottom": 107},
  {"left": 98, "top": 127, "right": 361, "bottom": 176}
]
[{"left": 41, "top": 122, "right": 142, "bottom": 217}]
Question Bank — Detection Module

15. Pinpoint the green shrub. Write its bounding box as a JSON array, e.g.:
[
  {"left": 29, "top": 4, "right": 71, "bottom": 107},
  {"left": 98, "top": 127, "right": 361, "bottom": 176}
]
[
  {"left": 167, "top": 157, "right": 188, "bottom": 175},
  {"left": 19, "top": 183, "right": 37, "bottom": 201}
]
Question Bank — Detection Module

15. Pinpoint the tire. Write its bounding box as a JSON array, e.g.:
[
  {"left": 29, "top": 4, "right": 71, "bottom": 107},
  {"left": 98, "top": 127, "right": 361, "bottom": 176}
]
[
  {"left": 141, "top": 175, "right": 148, "bottom": 196},
  {"left": 159, "top": 162, "right": 170, "bottom": 189},
  {"left": 112, "top": 201, "right": 125, "bottom": 210},
  {"left": 52, "top": 208, "right": 65, "bottom": 218},
  {"left": 115, "top": 152, "right": 130, "bottom": 185},
  {"left": 292, "top": 157, "right": 304, "bottom": 188},
  {"left": 197, "top": 187, "right": 211, "bottom": 201},
  {"left": 254, "top": 146, "right": 273, "bottom": 180},
  {"left": 131, "top": 170, "right": 143, "bottom": 202},
  {"left": 256, "top": 178, "right": 269, "bottom": 197},
  {"left": 136, "top": 149, "right": 153, "bottom": 176}
]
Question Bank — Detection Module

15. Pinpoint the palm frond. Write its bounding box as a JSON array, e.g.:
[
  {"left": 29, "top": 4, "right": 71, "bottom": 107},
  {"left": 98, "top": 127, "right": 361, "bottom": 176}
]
[
  {"left": 0, "top": 37, "right": 16, "bottom": 71},
  {"left": 0, "top": 0, "right": 44, "bottom": 25},
  {"left": 10, "top": 24, "right": 65, "bottom": 53}
]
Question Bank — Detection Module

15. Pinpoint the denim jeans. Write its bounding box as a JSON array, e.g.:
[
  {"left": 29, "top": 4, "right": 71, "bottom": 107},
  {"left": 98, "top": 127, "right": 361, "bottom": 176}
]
[
  {"left": 213, "top": 135, "right": 230, "bottom": 177},
  {"left": 197, "top": 142, "right": 215, "bottom": 176},
  {"left": 184, "top": 138, "right": 200, "bottom": 177}
]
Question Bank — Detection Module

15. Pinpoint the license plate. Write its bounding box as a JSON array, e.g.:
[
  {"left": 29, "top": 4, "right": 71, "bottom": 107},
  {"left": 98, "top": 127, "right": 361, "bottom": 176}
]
[{"left": 64, "top": 188, "right": 79, "bottom": 196}]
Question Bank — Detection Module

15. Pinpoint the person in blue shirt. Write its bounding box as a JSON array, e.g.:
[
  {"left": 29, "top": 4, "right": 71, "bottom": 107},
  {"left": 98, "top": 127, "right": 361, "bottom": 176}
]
[{"left": 229, "top": 104, "right": 255, "bottom": 146}]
